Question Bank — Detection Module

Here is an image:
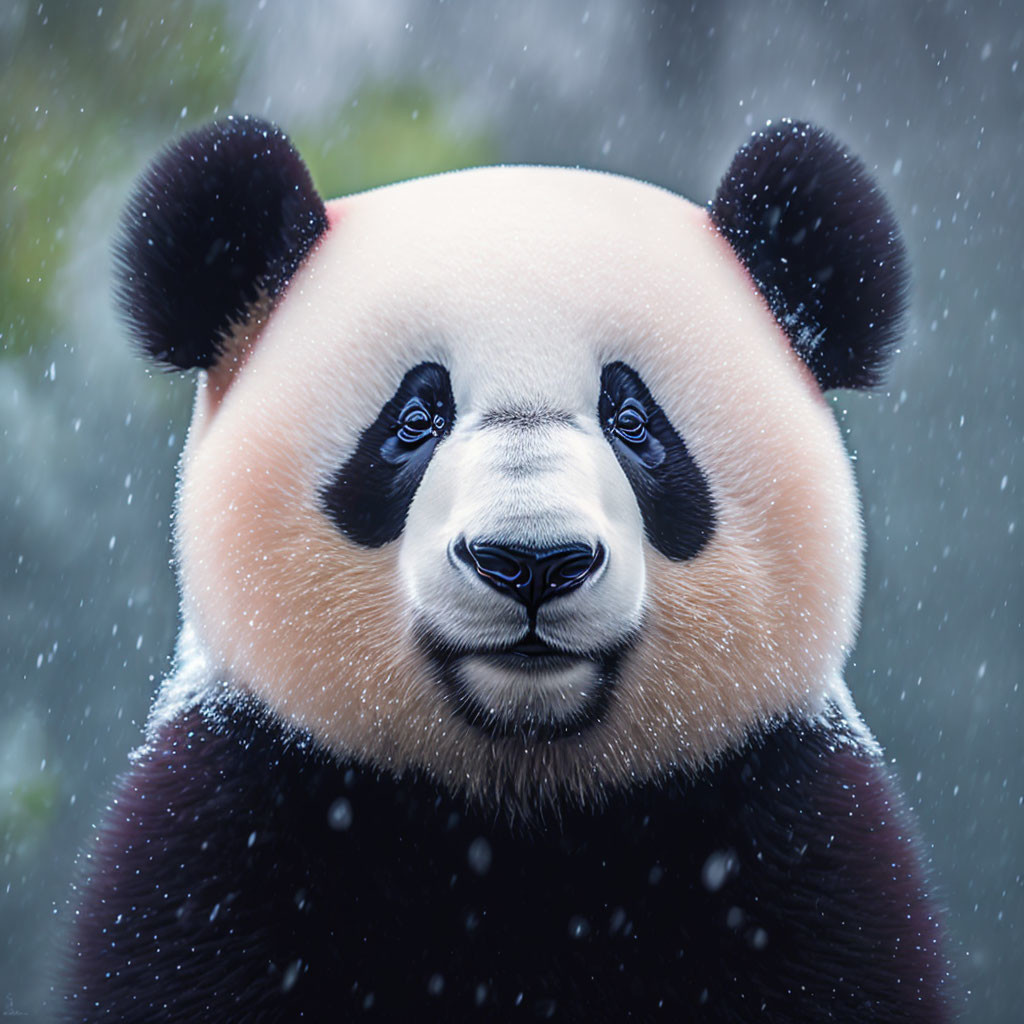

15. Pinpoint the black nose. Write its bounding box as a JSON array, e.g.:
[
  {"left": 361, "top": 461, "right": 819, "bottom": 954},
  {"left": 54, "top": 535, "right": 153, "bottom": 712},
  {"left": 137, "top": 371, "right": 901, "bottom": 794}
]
[{"left": 453, "top": 538, "right": 605, "bottom": 613}]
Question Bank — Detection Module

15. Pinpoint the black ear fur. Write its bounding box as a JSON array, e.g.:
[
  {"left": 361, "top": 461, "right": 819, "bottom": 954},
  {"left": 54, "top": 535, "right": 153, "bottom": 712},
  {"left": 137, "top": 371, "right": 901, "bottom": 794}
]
[
  {"left": 115, "top": 115, "right": 328, "bottom": 370},
  {"left": 711, "top": 120, "right": 908, "bottom": 390}
]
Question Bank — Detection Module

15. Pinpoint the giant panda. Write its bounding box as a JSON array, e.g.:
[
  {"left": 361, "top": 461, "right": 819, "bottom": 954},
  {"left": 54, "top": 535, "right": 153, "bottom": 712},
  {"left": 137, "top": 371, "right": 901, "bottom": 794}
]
[{"left": 63, "top": 115, "right": 950, "bottom": 1022}]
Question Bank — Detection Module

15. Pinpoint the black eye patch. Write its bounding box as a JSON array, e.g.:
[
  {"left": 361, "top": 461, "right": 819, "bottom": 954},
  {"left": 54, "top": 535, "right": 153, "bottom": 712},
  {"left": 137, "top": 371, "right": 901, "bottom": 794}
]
[
  {"left": 599, "top": 362, "right": 715, "bottom": 560},
  {"left": 321, "top": 363, "right": 455, "bottom": 547}
]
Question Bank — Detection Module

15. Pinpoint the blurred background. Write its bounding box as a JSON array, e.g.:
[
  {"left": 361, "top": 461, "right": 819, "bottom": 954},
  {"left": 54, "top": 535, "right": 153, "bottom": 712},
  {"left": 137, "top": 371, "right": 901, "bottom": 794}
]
[{"left": 1, "top": 0, "right": 1020, "bottom": 1019}]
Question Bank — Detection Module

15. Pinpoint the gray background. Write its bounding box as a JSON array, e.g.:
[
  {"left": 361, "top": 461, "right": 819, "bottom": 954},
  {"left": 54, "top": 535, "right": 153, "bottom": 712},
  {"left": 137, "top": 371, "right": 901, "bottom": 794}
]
[{"left": 1, "top": 1, "right": 1020, "bottom": 1019}]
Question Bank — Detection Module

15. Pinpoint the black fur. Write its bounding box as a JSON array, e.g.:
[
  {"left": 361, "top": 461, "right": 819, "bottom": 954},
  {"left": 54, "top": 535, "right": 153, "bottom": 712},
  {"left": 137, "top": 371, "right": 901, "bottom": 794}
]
[
  {"left": 599, "top": 361, "right": 715, "bottom": 560},
  {"left": 115, "top": 116, "right": 327, "bottom": 370},
  {"left": 321, "top": 362, "right": 456, "bottom": 547},
  {"left": 711, "top": 120, "right": 908, "bottom": 390},
  {"left": 64, "top": 701, "right": 950, "bottom": 1022}
]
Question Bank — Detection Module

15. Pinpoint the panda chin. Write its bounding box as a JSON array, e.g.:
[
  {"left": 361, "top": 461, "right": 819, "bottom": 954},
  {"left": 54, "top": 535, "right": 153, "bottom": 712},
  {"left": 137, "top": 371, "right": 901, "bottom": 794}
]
[{"left": 424, "top": 635, "right": 621, "bottom": 741}]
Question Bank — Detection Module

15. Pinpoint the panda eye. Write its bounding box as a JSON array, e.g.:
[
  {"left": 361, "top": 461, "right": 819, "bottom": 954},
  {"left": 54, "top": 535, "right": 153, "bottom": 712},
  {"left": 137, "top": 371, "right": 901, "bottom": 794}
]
[
  {"left": 612, "top": 398, "right": 648, "bottom": 445},
  {"left": 384, "top": 392, "right": 450, "bottom": 468},
  {"left": 396, "top": 398, "right": 437, "bottom": 445},
  {"left": 602, "top": 389, "right": 664, "bottom": 470}
]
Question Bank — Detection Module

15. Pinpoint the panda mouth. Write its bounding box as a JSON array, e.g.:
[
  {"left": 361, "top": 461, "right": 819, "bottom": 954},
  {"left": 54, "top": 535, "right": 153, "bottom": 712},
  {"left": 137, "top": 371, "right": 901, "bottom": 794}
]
[
  {"left": 481, "top": 634, "right": 584, "bottom": 671},
  {"left": 418, "top": 627, "right": 624, "bottom": 741}
]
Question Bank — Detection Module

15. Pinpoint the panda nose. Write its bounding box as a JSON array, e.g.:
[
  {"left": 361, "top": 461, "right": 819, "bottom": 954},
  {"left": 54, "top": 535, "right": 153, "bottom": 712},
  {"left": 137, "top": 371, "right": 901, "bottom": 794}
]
[{"left": 453, "top": 538, "right": 605, "bottom": 612}]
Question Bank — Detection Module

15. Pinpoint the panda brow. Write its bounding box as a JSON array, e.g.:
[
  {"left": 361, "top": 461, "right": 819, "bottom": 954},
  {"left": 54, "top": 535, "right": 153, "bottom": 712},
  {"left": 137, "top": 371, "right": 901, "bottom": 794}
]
[{"left": 478, "top": 408, "right": 578, "bottom": 430}]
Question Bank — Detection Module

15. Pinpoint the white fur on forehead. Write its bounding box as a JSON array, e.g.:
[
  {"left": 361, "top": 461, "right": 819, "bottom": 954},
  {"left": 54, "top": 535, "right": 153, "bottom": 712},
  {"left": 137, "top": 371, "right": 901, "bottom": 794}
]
[{"left": 175, "top": 165, "right": 864, "bottom": 802}]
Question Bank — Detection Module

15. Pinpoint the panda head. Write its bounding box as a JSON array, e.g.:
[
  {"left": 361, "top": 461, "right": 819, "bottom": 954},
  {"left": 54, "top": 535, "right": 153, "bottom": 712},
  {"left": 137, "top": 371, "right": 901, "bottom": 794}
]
[{"left": 118, "top": 115, "right": 906, "bottom": 805}]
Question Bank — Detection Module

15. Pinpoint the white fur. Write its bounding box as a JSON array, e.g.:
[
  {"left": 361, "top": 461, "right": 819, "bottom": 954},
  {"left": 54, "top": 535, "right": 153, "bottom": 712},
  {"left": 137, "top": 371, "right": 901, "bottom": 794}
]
[{"left": 167, "top": 165, "right": 864, "bottom": 804}]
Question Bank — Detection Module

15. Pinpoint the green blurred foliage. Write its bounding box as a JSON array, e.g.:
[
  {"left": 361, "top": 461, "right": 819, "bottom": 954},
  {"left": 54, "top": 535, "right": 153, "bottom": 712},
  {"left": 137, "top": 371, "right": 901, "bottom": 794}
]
[
  {"left": 1, "top": 0, "right": 242, "bottom": 359},
  {"left": 1, "top": 776, "right": 60, "bottom": 844},
  {"left": 0, "top": 0, "right": 495, "bottom": 361},
  {"left": 294, "top": 86, "right": 496, "bottom": 200}
]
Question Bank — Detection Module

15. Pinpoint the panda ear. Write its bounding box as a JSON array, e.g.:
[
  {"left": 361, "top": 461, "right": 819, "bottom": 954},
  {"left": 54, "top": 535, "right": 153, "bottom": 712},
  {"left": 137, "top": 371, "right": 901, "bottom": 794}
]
[
  {"left": 710, "top": 120, "right": 908, "bottom": 390},
  {"left": 115, "top": 115, "right": 328, "bottom": 370}
]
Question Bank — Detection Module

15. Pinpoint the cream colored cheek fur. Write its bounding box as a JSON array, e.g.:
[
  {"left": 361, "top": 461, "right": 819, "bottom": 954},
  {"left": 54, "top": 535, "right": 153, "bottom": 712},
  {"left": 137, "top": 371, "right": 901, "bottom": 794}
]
[{"left": 174, "top": 166, "right": 864, "bottom": 801}]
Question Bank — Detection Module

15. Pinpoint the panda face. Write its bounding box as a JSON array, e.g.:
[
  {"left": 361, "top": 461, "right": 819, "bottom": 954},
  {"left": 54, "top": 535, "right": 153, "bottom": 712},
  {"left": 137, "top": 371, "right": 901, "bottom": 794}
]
[
  {"left": 176, "top": 165, "right": 862, "bottom": 800},
  {"left": 312, "top": 343, "right": 717, "bottom": 738}
]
